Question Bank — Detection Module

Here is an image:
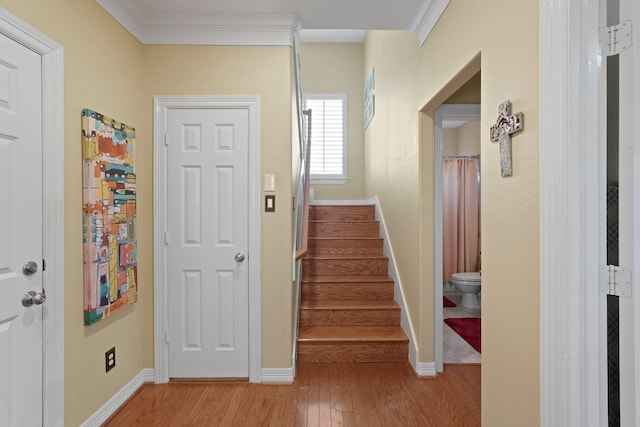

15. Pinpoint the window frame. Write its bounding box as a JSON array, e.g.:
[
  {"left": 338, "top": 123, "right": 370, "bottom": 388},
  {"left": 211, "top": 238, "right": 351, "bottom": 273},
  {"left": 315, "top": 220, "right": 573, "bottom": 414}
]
[{"left": 303, "top": 93, "right": 348, "bottom": 184}]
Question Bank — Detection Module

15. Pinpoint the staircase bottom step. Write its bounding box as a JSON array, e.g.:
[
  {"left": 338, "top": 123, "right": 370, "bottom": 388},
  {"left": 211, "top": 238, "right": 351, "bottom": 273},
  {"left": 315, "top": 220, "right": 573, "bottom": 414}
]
[
  {"left": 297, "top": 341, "right": 408, "bottom": 363},
  {"left": 297, "top": 326, "right": 408, "bottom": 363}
]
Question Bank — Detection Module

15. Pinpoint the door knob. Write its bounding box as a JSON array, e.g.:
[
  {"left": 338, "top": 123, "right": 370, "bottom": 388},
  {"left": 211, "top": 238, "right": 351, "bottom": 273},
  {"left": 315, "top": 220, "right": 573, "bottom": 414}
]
[
  {"left": 235, "top": 252, "right": 245, "bottom": 263},
  {"left": 22, "top": 261, "right": 38, "bottom": 276},
  {"left": 22, "top": 290, "right": 46, "bottom": 307}
]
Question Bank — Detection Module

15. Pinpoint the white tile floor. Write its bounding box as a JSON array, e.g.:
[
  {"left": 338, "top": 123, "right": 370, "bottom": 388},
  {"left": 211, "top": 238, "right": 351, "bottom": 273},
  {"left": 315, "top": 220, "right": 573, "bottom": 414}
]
[{"left": 443, "top": 292, "right": 481, "bottom": 364}]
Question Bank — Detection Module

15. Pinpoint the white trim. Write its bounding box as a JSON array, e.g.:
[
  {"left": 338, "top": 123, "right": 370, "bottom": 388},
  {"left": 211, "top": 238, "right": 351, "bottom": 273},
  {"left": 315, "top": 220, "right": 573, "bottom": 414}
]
[
  {"left": 310, "top": 179, "right": 347, "bottom": 185},
  {"left": 373, "top": 197, "right": 419, "bottom": 373},
  {"left": 153, "top": 96, "right": 262, "bottom": 383},
  {"left": 631, "top": 0, "right": 640, "bottom": 419},
  {"left": 415, "top": 362, "right": 437, "bottom": 377},
  {"left": 309, "top": 196, "right": 376, "bottom": 206},
  {"left": 540, "top": 1, "right": 606, "bottom": 426},
  {"left": 97, "top": 0, "right": 297, "bottom": 46},
  {"left": 433, "top": 105, "right": 480, "bottom": 373},
  {"left": 410, "top": 0, "right": 451, "bottom": 46},
  {"left": 299, "top": 29, "right": 366, "bottom": 44},
  {"left": 79, "top": 368, "right": 154, "bottom": 427},
  {"left": 261, "top": 367, "right": 295, "bottom": 383},
  {"left": 0, "top": 9, "right": 65, "bottom": 427}
]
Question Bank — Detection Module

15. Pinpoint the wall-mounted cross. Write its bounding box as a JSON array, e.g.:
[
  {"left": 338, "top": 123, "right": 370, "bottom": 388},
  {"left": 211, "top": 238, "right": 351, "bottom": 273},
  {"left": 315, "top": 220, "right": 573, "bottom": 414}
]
[{"left": 490, "top": 100, "right": 523, "bottom": 177}]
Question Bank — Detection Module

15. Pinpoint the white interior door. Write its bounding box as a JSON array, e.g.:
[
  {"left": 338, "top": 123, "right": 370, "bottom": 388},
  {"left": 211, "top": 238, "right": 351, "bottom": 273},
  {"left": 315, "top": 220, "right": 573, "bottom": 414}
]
[
  {"left": 167, "top": 107, "right": 250, "bottom": 378},
  {"left": 0, "top": 33, "right": 44, "bottom": 426}
]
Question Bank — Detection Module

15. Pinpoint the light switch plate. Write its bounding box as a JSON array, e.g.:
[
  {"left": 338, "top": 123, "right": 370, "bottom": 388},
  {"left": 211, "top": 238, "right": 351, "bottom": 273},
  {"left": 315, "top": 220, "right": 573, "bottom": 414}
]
[
  {"left": 264, "top": 174, "right": 276, "bottom": 192},
  {"left": 265, "top": 195, "right": 275, "bottom": 212}
]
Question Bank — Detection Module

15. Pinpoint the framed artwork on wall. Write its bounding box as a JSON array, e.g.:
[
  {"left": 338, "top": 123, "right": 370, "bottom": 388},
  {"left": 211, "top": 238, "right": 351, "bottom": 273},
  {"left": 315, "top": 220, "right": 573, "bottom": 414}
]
[{"left": 82, "top": 109, "right": 137, "bottom": 325}]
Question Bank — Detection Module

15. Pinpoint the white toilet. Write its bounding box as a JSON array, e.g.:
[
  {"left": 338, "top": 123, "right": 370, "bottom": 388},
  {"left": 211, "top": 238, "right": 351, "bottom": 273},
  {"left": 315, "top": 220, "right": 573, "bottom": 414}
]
[{"left": 450, "top": 272, "right": 481, "bottom": 309}]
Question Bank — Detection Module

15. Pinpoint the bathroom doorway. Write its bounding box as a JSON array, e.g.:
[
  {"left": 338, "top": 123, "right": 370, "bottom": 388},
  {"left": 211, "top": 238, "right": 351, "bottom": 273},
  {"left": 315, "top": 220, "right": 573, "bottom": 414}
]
[{"left": 430, "top": 74, "right": 482, "bottom": 372}]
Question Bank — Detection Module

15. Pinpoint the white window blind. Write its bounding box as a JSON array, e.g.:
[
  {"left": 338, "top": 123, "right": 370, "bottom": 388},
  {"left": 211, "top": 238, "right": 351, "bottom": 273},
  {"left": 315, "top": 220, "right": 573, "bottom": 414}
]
[{"left": 304, "top": 94, "right": 347, "bottom": 182}]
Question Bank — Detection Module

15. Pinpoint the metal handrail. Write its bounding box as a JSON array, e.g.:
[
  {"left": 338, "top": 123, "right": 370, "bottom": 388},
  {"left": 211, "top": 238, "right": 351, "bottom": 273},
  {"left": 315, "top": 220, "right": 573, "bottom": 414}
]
[{"left": 295, "top": 109, "right": 312, "bottom": 261}]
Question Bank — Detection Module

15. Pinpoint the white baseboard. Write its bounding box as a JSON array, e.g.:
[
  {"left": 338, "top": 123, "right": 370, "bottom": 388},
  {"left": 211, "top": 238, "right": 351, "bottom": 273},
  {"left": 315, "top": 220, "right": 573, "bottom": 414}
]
[
  {"left": 373, "top": 197, "right": 422, "bottom": 375},
  {"left": 261, "top": 367, "right": 295, "bottom": 383},
  {"left": 80, "top": 368, "right": 154, "bottom": 427},
  {"left": 415, "top": 362, "right": 437, "bottom": 377},
  {"left": 309, "top": 194, "right": 377, "bottom": 206}
]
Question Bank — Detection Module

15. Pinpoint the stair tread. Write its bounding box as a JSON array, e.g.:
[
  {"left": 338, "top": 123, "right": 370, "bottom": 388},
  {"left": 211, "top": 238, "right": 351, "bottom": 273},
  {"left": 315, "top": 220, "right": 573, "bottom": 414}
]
[
  {"left": 302, "top": 275, "right": 393, "bottom": 283},
  {"left": 310, "top": 204, "right": 375, "bottom": 207},
  {"left": 300, "top": 300, "right": 399, "bottom": 310},
  {"left": 298, "top": 326, "right": 408, "bottom": 342},
  {"left": 310, "top": 220, "right": 378, "bottom": 223},
  {"left": 309, "top": 236, "right": 382, "bottom": 240},
  {"left": 304, "top": 254, "right": 388, "bottom": 260}
]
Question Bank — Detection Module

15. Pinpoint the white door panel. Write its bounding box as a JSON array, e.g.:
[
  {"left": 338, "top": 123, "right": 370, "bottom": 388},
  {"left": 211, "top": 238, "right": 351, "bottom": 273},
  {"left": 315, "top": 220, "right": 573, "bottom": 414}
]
[
  {"left": 167, "top": 108, "right": 249, "bottom": 378},
  {"left": 0, "top": 33, "right": 44, "bottom": 426}
]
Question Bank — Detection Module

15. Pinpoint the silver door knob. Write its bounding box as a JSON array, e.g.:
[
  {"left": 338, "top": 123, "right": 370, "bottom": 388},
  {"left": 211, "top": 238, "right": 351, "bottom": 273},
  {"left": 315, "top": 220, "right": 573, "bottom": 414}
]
[
  {"left": 22, "top": 261, "right": 38, "bottom": 276},
  {"left": 22, "top": 290, "right": 46, "bottom": 307},
  {"left": 235, "top": 252, "right": 245, "bottom": 263}
]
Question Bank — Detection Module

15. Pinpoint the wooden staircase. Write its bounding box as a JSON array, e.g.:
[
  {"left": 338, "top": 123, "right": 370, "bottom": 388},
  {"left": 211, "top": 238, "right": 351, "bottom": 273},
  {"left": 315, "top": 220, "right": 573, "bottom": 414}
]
[{"left": 297, "top": 205, "right": 409, "bottom": 363}]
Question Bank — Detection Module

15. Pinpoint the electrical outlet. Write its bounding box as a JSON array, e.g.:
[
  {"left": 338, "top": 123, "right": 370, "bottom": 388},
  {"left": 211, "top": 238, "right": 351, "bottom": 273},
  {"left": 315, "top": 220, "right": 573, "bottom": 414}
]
[{"left": 105, "top": 347, "right": 116, "bottom": 372}]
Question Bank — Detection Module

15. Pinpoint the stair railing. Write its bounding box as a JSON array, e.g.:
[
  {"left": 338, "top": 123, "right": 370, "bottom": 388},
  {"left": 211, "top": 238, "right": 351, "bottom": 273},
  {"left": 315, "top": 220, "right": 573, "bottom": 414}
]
[{"left": 291, "top": 31, "right": 312, "bottom": 367}]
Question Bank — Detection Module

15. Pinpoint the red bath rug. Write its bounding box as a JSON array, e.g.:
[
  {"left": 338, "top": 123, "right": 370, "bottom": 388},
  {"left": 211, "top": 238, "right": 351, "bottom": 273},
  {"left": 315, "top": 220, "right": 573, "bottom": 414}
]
[{"left": 444, "top": 317, "right": 481, "bottom": 353}]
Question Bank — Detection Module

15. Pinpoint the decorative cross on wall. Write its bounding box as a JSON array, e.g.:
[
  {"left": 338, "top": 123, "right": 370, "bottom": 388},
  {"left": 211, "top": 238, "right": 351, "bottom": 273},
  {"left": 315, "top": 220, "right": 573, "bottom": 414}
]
[{"left": 489, "top": 100, "right": 523, "bottom": 177}]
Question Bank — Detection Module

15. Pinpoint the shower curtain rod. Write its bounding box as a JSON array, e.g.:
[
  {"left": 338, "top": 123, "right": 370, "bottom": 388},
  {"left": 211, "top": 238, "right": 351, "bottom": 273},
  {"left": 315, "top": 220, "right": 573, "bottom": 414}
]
[{"left": 443, "top": 155, "right": 480, "bottom": 159}]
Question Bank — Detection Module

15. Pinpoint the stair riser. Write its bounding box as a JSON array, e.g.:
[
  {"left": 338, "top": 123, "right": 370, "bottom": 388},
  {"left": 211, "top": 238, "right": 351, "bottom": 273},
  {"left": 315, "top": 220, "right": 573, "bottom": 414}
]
[
  {"left": 308, "top": 239, "right": 383, "bottom": 256},
  {"left": 297, "top": 342, "right": 408, "bottom": 363},
  {"left": 302, "top": 259, "right": 388, "bottom": 277},
  {"left": 310, "top": 206, "right": 376, "bottom": 221},
  {"left": 301, "top": 283, "right": 394, "bottom": 301},
  {"left": 300, "top": 309, "right": 400, "bottom": 327},
  {"left": 309, "top": 222, "right": 379, "bottom": 238}
]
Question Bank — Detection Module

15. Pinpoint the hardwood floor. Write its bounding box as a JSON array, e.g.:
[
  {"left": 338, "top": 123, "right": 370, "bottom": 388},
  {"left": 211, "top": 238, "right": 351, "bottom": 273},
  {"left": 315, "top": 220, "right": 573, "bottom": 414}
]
[{"left": 104, "top": 363, "right": 480, "bottom": 426}]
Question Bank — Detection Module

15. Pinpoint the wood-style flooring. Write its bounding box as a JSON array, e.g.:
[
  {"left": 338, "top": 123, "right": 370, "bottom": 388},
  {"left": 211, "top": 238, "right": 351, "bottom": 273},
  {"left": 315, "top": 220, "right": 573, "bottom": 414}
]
[{"left": 104, "top": 362, "right": 480, "bottom": 427}]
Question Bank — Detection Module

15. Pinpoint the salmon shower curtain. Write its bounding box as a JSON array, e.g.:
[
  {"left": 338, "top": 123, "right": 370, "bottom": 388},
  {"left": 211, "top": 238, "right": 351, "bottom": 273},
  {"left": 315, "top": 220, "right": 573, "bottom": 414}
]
[{"left": 443, "top": 158, "right": 480, "bottom": 283}]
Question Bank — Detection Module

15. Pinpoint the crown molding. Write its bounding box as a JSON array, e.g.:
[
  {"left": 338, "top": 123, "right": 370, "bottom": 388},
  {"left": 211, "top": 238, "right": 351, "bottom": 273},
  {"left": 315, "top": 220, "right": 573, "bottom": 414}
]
[
  {"left": 97, "top": 0, "right": 298, "bottom": 46},
  {"left": 299, "top": 29, "right": 366, "bottom": 44},
  {"left": 409, "top": 0, "right": 450, "bottom": 46}
]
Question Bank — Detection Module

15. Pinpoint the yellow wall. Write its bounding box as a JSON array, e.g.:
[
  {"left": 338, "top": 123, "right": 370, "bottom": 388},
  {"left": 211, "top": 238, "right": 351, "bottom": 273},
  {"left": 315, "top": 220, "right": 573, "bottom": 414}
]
[
  {"left": 0, "top": 1, "right": 146, "bottom": 425},
  {"left": 300, "top": 43, "right": 366, "bottom": 200},
  {"left": 364, "top": 0, "right": 540, "bottom": 424},
  {"left": 442, "top": 122, "right": 480, "bottom": 157},
  {"left": 363, "top": 32, "right": 422, "bottom": 342},
  {"left": 1, "top": 2, "right": 294, "bottom": 425},
  {"left": 143, "top": 45, "right": 294, "bottom": 370},
  {"left": 457, "top": 121, "right": 481, "bottom": 156}
]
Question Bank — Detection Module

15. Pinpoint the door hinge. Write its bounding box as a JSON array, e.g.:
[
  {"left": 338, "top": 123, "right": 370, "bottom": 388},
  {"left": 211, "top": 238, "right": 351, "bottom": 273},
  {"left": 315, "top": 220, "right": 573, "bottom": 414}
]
[
  {"left": 164, "top": 132, "right": 168, "bottom": 146},
  {"left": 164, "top": 231, "right": 170, "bottom": 245},
  {"left": 42, "top": 259, "right": 46, "bottom": 272},
  {"left": 599, "top": 20, "right": 633, "bottom": 57},
  {"left": 600, "top": 265, "right": 632, "bottom": 297},
  {"left": 165, "top": 330, "right": 170, "bottom": 344}
]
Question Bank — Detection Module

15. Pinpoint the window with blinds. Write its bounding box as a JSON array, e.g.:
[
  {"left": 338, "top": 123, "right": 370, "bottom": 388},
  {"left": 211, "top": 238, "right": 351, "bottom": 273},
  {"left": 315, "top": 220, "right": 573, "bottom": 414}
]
[{"left": 303, "top": 94, "right": 347, "bottom": 182}]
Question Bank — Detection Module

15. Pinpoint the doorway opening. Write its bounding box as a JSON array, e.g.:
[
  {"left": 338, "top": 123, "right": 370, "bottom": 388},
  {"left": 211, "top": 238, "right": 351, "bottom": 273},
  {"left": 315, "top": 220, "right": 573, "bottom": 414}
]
[{"left": 419, "top": 64, "right": 481, "bottom": 373}]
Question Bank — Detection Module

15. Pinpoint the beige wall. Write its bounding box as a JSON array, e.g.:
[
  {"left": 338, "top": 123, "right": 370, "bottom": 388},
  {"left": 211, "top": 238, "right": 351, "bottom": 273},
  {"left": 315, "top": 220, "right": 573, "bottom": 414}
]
[
  {"left": 143, "top": 45, "right": 294, "bottom": 370},
  {"left": 458, "top": 121, "right": 481, "bottom": 156},
  {"left": 300, "top": 43, "right": 365, "bottom": 200},
  {"left": 364, "top": 0, "right": 540, "bottom": 424},
  {"left": 0, "top": 1, "right": 146, "bottom": 425},
  {"left": 1, "top": 3, "right": 294, "bottom": 425},
  {"left": 442, "top": 122, "right": 481, "bottom": 157},
  {"left": 363, "top": 32, "right": 422, "bottom": 342}
]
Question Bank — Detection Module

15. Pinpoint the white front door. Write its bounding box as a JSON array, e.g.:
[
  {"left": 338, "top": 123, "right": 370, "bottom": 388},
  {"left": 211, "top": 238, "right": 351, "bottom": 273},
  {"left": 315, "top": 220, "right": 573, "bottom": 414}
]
[
  {"left": 0, "top": 33, "right": 44, "bottom": 426},
  {"left": 167, "top": 108, "right": 250, "bottom": 378}
]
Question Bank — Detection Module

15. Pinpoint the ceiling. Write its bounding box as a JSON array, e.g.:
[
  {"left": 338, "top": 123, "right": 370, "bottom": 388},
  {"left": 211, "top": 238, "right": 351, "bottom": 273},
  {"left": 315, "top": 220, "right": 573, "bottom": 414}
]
[{"left": 97, "top": 0, "right": 448, "bottom": 45}]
